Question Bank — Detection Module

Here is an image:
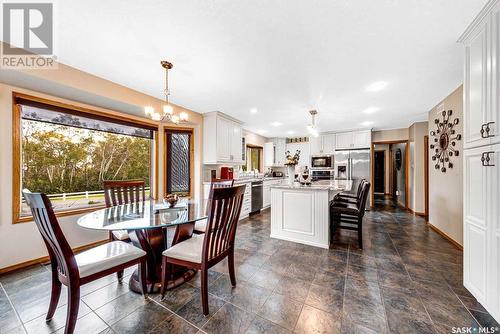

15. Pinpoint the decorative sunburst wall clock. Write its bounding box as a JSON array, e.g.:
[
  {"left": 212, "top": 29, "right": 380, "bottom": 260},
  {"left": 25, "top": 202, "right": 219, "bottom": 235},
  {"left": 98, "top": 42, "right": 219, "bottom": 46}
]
[{"left": 430, "top": 109, "right": 461, "bottom": 173}]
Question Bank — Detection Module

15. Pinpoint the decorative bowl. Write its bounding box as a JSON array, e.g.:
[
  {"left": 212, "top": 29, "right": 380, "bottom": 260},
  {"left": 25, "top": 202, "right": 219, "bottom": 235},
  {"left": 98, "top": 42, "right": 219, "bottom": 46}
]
[{"left": 164, "top": 194, "right": 179, "bottom": 208}]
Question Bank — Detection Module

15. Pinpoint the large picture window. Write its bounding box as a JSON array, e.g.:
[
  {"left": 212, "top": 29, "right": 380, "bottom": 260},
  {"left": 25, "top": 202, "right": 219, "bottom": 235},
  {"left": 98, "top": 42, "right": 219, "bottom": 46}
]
[{"left": 13, "top": 93, "right": 158, "bottom": 223}]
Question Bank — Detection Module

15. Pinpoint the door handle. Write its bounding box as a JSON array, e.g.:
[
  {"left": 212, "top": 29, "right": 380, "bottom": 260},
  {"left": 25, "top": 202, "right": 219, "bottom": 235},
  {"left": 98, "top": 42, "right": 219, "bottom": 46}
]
[
  {"left": 485, "top": 122, "right": 495, "bottom": 137},
  {"left": 481, "top": 152, "right": 487, "bottom": 166}
]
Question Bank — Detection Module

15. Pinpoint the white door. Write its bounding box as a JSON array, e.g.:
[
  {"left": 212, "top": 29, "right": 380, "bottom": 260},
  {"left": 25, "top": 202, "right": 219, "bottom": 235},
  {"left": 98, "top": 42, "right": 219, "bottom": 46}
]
[
  {"left": 264, "top": 142, "right": 274, "bottom": 167},
  {"left": 276, "top": 138, "right": 287, "bottom": 166},
  {"left": 336, "top": 132, "right": 353, "bottom": 150},
  {"left": 487, "top": 143, "right": 500, "bottom": 319},
  {"left": 322, "top": 134, "right": 335, "bottom": 154},
  {"left": 217, "top": 117, "right": 230, "bottom": 161},
  {"left": 230, "top": 122, "right": 242, "bottom": 163},
  {"left": 463, "top": 146, "right": 489, "bottom": 302},
  {"left": 263, "top": 182, "right": 271, "bottom": 208},
  {"left": 352, "top": 130, "right": 371, "bottom": 149},
  {"left": 491, "top": 5, "right": 500, "bottom": 146},
  {"left": 309, "top": 136, "right": 322, "bottom": 155},
  {"left": 464, "top": 24, "right": 489, "bottom": 149}
]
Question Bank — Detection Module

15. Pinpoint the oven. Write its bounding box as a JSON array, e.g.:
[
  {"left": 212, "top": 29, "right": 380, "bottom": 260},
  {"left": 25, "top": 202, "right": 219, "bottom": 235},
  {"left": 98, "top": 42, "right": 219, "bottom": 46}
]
[
  {"left": 311, "top": 169, "right": 335, "bottom": 181},
  {"left": 311, "top": 155, "right": 334, "bottom": 169}
]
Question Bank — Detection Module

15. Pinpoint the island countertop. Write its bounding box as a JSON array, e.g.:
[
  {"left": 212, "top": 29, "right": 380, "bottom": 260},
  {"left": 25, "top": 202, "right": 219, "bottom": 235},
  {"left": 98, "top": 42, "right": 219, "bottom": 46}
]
[{"left": 270, "top": 179, "right": 352, "bottom": 191}]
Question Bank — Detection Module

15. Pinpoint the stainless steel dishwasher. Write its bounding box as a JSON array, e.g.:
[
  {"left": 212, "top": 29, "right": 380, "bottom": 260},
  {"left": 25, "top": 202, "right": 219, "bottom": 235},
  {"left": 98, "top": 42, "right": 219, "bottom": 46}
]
[{"left": 251, "top": 181, "right": 263, "bottom": 213}]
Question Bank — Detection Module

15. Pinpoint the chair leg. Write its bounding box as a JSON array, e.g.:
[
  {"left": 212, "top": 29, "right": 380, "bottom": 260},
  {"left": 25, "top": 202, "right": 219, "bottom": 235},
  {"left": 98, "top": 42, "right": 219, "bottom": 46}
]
[
  {"left": 160, "top": 256, "right": 168, "bottom": 299},
  {"left": 46, "top": 272, "right": 62, "bottom": 321},
  {"left": 65, "top": 284, "right": 80, "bottom": 334},
  {"left": 358, "top": 218, "right": 363, "bottom": 249},
  {"left": 228, "top": 249, "right": 236, "bottom": 287},
  {"left": 200, "top": 268, "right": 209, "bottom": 316},
  {"left": 117, "top": 270, "right": 124, "bottom": 283},
  {"left": 139, "top": 261, "right": 148, "bottom": 299}
]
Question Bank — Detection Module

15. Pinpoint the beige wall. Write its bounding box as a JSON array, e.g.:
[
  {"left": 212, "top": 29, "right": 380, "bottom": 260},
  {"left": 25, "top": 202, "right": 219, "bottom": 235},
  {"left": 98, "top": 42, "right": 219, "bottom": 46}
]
[
  {"left": 0, "top": 63, "right": 204, "bottom": 269},
  {"left": 428, "top": 85, "right": 463, "bottom": 245},
  {"left": 409, "top": 122, "right": 429, "bottom": 214},
  {"left": 372, "top": 128, "right": 409, "bottom": 142},
  {"left": 244, "top": 129, "right": 267, "bottom": 147}
]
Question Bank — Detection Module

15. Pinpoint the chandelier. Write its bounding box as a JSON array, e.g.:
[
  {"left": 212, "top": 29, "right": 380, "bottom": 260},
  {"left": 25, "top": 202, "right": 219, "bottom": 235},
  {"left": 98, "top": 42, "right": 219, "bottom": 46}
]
[
  {"left": 307, "top": 109, "right": 319, "bottom": 137},
  {"left": 144, "top": 60, "right": 188, "bottom": 123}
]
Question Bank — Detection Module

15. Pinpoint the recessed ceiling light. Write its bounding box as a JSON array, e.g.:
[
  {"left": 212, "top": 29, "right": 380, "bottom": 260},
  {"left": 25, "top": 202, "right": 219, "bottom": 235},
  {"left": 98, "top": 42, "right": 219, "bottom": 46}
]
[
  {"left": 271, "top": 121, "right": 282, "bottom": 127},
  {"left": 250, "top": 108, "right": 257, "bottom": 114},
  {"left": 361, "top": 121, "right": 374, "bottom": 127},
  {"left": 287, "top": 130, "right": 295, "bottom": 135},
  {"left": 362, "top": 107, "right": 380, "bottom": 114},
  {"left": 257, "top": 129, "right": 268, "bottom": 135},
  {"left": 366, "top": 81, "right": 388, "bottom": 92}
]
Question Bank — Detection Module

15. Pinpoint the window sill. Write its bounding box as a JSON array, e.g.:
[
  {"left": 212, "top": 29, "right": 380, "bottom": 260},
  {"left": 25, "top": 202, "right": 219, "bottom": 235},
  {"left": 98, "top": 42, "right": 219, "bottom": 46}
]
[{"left": 14, "top": 205, "right": 106, "bottom": 224}]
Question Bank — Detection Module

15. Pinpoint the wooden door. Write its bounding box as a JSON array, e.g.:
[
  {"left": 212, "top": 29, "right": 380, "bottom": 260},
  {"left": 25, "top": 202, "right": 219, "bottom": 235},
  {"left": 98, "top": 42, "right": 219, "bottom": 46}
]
[{"left": 374, "top": 151, "right": 385, "bottom": 193}]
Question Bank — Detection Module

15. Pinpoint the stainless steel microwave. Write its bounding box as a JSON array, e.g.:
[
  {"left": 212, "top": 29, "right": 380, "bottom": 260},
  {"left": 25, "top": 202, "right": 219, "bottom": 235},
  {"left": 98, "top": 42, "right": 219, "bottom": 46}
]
[{"left": 311, "top": 155, "right": 334, "bottom": 169}]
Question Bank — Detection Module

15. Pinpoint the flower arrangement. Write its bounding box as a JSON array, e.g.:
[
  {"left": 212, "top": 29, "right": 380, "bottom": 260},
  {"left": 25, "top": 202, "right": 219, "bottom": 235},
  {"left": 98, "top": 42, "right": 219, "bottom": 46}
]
[{"left": 284, "top": 150, "right": 301, "bottom": 166}]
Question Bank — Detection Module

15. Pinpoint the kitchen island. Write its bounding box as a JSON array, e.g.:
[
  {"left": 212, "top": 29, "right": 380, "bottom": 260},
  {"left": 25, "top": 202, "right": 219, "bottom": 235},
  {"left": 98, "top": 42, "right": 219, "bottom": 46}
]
[{"left": 270, "top": 180, "right": 352, "bottom": 249}]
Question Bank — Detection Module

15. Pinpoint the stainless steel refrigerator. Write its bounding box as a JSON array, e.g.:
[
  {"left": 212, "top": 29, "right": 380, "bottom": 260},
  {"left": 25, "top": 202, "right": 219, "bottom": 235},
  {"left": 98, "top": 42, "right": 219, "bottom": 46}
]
[{"left": 334, "top": 149, "right": 371, "bottom": 208}]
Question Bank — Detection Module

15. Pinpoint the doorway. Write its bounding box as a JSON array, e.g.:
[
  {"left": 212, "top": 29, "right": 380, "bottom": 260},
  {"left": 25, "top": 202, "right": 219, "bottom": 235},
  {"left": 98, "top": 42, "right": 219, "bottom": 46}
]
[
  {"left": 246, "top": 145, "right": 263, "bottom": 172},
  {"left": 374, "top": 150, "right": 385, "bottom": 194}
]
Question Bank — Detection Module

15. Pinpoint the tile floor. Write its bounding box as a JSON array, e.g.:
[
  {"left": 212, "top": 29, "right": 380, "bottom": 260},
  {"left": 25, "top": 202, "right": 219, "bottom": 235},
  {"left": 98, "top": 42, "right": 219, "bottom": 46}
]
[{"left": 1, "top": 197, "right": 499, "bottom": 334}]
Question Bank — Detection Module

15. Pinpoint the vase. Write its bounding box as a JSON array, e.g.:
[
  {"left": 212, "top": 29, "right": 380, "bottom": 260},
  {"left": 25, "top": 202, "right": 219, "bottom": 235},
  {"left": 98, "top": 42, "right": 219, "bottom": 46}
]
[{"left": 287, "top": 165, "right": 295, "bottom": 186}]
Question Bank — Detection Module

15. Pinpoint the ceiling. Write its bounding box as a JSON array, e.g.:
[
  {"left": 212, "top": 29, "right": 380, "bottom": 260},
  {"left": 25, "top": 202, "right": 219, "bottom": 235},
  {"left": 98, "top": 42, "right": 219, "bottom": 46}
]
[{"left": 52, "top": 0, "right": 486, "bottom": 137}]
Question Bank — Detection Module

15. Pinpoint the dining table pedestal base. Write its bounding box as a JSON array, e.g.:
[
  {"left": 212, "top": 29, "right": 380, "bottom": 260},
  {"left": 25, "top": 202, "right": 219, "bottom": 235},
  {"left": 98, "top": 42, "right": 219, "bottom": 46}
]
[{"left": 128, "top": 222, "right": 198, "bottom": 294}]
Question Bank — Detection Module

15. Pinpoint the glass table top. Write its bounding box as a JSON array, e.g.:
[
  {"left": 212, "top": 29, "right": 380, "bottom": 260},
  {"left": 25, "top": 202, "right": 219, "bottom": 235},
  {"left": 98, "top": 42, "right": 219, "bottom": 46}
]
[{"left": 77, "top": 199, "right": 208, "bottom": 231}]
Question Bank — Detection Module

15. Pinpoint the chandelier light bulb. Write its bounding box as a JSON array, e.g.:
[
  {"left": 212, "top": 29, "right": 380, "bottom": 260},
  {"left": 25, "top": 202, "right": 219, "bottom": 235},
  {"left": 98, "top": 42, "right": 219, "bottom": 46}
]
[
  {"left": 152, "top": 112, "right": 162, "bottom": 121},
  {"left": 179, "top": 112, "right": 188, "bottom": 121},
  {"left": 144, "top": 106, "right": 154, "bottom": 116},
  {"left": 171, "top": 115, "right": 180, "bottom": 124},
  {"left": 163, "top": 104, "right": 174, "bottom": 115}
]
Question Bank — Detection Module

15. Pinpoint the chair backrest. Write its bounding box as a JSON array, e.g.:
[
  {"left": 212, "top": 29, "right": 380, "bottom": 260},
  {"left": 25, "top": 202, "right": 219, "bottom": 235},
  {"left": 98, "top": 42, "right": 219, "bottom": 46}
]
[
  {"left": 103, "top": 180, "right": 146, "bottom": 207},
  {"left": 22, "top": 190, "right": 77, "bottom": 280},
  {"left": 203, "top": 185, "right": 245, "bottom": 262},
  {"left": 356, "top": 179, "right": 366, "bottom": 199},
  {"left": 359, "top": 182, "right": 371, "bottom": 217},
  {"left": 205, "top": 179, "right": 235, "bottom": 215}
]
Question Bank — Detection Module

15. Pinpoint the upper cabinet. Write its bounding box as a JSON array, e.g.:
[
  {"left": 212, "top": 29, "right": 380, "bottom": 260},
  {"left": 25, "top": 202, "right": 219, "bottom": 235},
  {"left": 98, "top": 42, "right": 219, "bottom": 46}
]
[
  {"left": 335, "top": 130, "right": 371, "bottom": 150},
  {"left": 310, "top": 133, "right": 336, "bottom": 155},
  {"left": 203, "top": 112, "right": 243, "bottom": 164},
  {"left": 461, "top": 1, "right": 500, "bottom": 149},
  {"left": 264, "top": 138, "right": 287, "bottom": 167}
]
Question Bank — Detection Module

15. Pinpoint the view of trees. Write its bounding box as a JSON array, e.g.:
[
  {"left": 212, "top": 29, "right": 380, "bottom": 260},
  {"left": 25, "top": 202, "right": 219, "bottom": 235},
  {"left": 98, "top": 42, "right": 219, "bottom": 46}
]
[{"left": 22, "top": 120, "right": 152, "bottom": 195}]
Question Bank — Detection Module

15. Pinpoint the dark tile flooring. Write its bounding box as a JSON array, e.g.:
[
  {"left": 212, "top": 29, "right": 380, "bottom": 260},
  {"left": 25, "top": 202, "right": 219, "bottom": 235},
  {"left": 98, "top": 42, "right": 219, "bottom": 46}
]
[{"left": 1, "top": 198, "right": 499, "bottom": 334}]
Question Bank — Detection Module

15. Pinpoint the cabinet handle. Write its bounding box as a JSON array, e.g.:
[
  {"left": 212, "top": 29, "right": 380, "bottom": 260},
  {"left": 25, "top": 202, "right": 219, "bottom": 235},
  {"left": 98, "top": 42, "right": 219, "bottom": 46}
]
[
  {"left": 485, "top": 122, "right": 495, "bottom": 137},
  {"left": 480, "top": 124, "right": 487, "bottom": 138},
  {"left": 485, "top": 151, "right": 495, "bottom": 167}
]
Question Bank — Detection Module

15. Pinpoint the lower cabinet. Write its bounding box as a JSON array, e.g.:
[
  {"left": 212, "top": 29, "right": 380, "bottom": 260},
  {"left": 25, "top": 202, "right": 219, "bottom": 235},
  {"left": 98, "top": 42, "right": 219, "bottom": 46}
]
[
  {"left": 463, "top": 143, "right": 500, "bottom": 321},
  {"left": 203, "top": 181, "right": 252, "bottom": 220},
  {"left": 263, "top": 179, "right": 282, "bottom": 208}
]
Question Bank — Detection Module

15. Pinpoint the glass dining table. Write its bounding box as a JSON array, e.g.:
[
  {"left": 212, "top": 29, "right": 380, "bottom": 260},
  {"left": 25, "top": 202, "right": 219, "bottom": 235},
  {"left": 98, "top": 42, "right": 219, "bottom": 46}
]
[{"left": 77, "top": 199, "right": 207, "bottom": 294}]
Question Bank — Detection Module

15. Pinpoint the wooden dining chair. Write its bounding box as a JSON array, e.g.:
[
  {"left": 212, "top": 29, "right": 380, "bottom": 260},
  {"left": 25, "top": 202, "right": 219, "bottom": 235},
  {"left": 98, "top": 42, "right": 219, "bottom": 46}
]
[
  {"left": 160, "top": 185, "right": 245, "bottom": 315},
  {"left": 193, "top": 179, "right": 235, "bottom": 234},
  {"left": 103, "top": 180, "right": 146, "bottom": 242},
  {"left": 22, "top": 190, "right": 147, "bottom": 334}
]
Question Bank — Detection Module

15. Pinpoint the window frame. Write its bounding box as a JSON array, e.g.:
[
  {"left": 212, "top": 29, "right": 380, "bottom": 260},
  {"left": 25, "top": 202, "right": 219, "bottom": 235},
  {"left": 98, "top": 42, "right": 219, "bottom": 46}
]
[
  {"left": 12, "top": 92, "right": 160, "bottom": 224},
  {"left": 163, "top": 127, "right": 194, "bottom": 198}
]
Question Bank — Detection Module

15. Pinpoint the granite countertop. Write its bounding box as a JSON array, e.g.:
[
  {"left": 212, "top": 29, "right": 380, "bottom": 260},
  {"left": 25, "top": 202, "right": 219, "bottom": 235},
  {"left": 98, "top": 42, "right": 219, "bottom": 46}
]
[
  {"left": 270, "top": 179, "right": 353, "bottom": 191},
  {"left": 203, "top": 176, "right": 285, "bottom": 185}
]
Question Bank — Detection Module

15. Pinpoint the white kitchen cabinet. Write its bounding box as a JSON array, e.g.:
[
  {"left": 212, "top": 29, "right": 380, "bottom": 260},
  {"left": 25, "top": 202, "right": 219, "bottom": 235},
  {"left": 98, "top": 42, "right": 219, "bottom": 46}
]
[
  {"left": 264, "top": 138, "right": 287, "bottom": 167},
  {"left": 310, "top": 133, "right": 335, "bottom": 155},
  {"left": 203, "top": 112, "right": 243, "bottom": 164},
  {"left": 239, "top": 182, "right": 252, "bottom": 220},
  {"left": 335, "top": 130, "right": 371, "bottom": 150},
  {"left": 335, "top": 132, "right": 353, "bottom": 150},
  {"left": 263, "top": 179, "right": 282, "bottom": 208},
  {"left": 460, "top": 2, "right": 500, "bottom": 322}
]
